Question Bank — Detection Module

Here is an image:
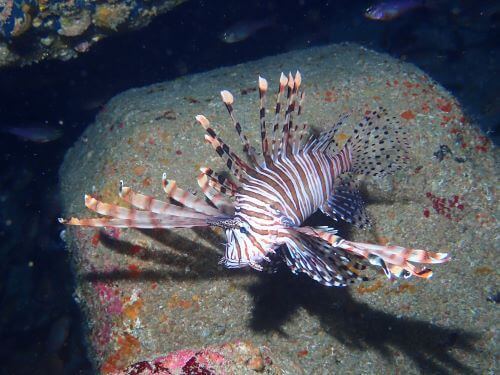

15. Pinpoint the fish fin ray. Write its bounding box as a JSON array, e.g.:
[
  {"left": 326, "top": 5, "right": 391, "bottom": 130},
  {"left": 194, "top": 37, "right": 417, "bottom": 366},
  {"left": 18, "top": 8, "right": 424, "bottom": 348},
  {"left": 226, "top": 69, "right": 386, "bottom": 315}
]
[{"left": 320, "top": 176, "right": 371, "bottom": 229}]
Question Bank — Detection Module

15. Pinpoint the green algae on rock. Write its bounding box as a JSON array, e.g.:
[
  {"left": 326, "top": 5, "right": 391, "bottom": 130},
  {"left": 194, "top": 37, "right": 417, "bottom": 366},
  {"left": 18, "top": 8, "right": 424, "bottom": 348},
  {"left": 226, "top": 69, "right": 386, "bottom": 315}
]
[{"left": 60, "top": 44, "right": 497, "bottom": 374}]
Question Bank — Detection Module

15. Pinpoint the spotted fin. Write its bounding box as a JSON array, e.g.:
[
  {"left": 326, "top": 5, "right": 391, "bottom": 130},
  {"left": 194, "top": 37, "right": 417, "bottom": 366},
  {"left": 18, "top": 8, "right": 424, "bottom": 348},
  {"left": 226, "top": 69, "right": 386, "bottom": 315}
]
[
  {"left": 320, "top": 176, "right": 371, "bottom": 229},
  {"left": 328, "top": 107, "right": 409, "bottom": 178}
]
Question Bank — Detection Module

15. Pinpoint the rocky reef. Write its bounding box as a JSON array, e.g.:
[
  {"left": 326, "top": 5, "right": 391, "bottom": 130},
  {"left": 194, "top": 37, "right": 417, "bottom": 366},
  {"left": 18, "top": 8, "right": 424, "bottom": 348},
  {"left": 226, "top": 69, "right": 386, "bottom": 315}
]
[
  {"left": 0, "top": 0, "right": 186, "bottom": 67},
  {"left": 59, "top": 44, "right": 497, "bottom": 373}
]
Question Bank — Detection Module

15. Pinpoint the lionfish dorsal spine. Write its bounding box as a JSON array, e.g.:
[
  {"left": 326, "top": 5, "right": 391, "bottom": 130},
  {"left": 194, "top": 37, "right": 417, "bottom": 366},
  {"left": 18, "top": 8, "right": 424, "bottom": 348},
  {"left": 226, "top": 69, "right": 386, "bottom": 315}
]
[
  {"left": 196, "top": 171, "right": 234, "bottom": 214},
  {"left": 291, "top": 90, "right": 305, "bottom": 155},
  {"left": 220, "top": 90, "right": 258, "bottom": 165},
  {"left": 195, "top": 114, "right": 250, "bottom": 182},
  {"left": 258, "top": 76, "right": 272, "bottom": 166},
  {"left": 271, "top": 72, "right": 288, "bottom": 161}
]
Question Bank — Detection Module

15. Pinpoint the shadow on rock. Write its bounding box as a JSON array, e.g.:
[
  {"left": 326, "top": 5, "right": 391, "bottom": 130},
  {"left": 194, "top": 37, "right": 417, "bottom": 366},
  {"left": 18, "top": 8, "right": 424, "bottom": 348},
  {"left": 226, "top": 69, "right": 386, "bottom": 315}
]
[
  {"left": 248, "top": 271, "right": 478, "bottom": 375},
  {"left": 81, "top": 228, "right": 237, "bottom": 282}
]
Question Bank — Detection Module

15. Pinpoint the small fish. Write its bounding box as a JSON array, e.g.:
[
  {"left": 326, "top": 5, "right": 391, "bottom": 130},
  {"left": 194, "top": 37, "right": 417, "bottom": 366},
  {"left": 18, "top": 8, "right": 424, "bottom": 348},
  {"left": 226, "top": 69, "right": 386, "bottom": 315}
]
[
  {"left": 365, "top": 0, "right": 426, "bottom": 21},
  {"left": 0, "top": 125, "right": 62, "bottom": 143},
  {"left": 220, "top": 18, "right": 274, "bottom": 44},
  {"left": 46, "top": 315, "right": 71, "bottom": 353}
]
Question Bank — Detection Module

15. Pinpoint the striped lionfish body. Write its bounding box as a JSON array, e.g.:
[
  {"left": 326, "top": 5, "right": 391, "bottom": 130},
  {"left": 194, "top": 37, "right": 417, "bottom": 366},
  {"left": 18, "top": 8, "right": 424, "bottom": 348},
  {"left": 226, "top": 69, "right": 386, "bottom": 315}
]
[{"left": 60, "top": 72, "right": 450, "bottom": 286}]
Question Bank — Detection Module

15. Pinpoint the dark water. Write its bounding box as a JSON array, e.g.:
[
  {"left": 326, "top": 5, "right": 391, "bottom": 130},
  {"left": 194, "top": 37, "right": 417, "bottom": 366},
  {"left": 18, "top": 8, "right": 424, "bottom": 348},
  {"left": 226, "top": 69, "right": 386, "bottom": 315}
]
[{"left": 0, "top": 0, "right": 497, "bottom": 373}]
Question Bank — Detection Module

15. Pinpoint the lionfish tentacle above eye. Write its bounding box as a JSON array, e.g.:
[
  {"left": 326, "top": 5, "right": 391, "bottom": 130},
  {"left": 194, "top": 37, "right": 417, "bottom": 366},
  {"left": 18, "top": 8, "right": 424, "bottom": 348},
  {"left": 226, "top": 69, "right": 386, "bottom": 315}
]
[
  {"left": 196, "top": 170, "right": 235, "bottom": 215},
  {"left": 199, "top": 167, "right": 238, "bottom": 197}
]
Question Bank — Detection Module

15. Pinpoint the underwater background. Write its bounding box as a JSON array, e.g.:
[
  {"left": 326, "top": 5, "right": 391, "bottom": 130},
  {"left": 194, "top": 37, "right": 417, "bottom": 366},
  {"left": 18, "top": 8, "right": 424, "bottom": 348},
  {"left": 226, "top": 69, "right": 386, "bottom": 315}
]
[{"left": 0, "top": 0, "right": 497, "bottom": 374}]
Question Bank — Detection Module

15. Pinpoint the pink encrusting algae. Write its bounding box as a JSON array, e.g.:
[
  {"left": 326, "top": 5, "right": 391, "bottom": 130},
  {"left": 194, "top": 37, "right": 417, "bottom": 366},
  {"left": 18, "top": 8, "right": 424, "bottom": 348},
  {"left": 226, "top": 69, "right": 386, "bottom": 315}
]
[
  {"left": 60, "top": 71, "right": 450, "bottom": 286},
  {"left": 120, "top": 341, "right": 271, "bottom": 375}
]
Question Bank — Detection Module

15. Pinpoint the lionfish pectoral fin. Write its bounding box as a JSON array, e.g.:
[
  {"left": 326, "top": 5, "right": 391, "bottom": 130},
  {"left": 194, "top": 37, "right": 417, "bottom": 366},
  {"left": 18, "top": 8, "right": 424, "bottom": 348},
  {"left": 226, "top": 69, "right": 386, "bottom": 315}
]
[
  {"left": 368, "top": 254, "right": 391, "bottom": 278},
  {"left": 320, "top": 176, "right": 371, "bottom": 229},
  {"left": 59, "top": 178, "right": 225, "bottom": 229},
  {"left": 282, "top": 228, "right": 368, "bottom": 287},
  {"left": 294, "top": 226, "right": 449, "bottom": 280}
]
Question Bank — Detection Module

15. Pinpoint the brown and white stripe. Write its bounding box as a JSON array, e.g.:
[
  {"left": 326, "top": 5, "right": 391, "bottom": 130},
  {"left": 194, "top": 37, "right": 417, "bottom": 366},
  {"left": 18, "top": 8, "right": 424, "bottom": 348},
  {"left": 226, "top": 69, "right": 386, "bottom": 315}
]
[{"left": 60, "top": 72, "right": 449, "bottom": 287}]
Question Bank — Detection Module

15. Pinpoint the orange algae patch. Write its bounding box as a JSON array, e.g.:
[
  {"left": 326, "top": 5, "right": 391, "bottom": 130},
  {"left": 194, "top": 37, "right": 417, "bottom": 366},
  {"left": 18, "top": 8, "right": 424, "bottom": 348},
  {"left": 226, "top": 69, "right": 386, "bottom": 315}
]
[
  {"left": 403, "top": 81, "right": 414, "bottom": 89},
  {"left": 167, "top": 294, "right": 198, "bottom": 310},
  {"left": 133, "top": 165, "right": 146, "bottom": 176},
  {"left": 91, "top": 232, "right": 100, "bottom": 247},
  {"left": 437, "top": 98, "right": 453, "bottom": 113},
  {"left": 122, "top": 297, "right": 143, "bottom": 321},
  {"left": 98, "top": 178, "right": 130, "bottom": 205},
  {"left": 356, "top": 279, "right": 383, "bottom": 294},
  {"left": 401, "top": 110, "right": 415, "bottom": 120},
  {"left": 474, "top": 266, "right": 494, "bottom": 276},
  {"left": 127, "top": 264, "right": 141, "bottom": 278},
  {"left": 377, "top": 236, "right": 390, "bottom": 246},
  {"left": 475, "top": 212, "right": 496, "bottom": 226},
  {"left": 323, "top": 90, "right": 337, "bottom": 102},
  {"left": 386, "top": 283, "right": 417, "bottom": 295},
  {"left": 335, "top": 132, "right": 349, "bottom": 144},
  {"left": 297, "top": 349, "right": 309, "bottom": 358},
  {"left": 101, "top": 334, "right": 141, "bottom": 374}
]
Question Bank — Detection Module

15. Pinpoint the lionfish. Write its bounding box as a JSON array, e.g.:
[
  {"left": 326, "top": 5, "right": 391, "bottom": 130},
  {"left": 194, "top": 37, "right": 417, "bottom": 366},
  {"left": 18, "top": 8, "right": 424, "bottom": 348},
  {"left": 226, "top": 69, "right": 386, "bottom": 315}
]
[{"left": 60, "top": 72, "right": 450, "bottom": 286}]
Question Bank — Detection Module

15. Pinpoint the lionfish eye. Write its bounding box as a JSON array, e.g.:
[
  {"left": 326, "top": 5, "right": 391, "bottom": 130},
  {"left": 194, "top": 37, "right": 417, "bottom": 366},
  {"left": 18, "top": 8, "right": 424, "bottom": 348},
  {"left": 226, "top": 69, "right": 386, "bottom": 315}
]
[{"left": 239, "top": 226, "right": 248, "bottom": 234}]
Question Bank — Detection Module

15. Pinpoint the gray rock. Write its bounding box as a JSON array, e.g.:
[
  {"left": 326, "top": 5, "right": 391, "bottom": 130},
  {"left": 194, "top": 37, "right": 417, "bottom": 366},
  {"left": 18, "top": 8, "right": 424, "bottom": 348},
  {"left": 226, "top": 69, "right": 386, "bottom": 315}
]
[{"left": 60, "top": 43, "right": 497, "bottom": 373}]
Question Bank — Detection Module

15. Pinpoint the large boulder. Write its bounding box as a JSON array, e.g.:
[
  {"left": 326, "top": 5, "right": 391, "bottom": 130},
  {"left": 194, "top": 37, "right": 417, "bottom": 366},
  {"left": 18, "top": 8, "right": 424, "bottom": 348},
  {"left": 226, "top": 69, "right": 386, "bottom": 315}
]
[{"left": 60, "top": 43, "right": 497, "bottom": 373}]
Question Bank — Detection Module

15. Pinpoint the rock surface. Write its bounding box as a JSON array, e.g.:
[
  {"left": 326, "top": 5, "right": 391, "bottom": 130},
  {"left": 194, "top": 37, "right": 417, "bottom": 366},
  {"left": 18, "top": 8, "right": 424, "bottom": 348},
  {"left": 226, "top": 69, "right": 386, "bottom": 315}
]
[
  {"left": 60, "top": 43, "right": 497, "bottom": 373},
  {"left": 0, "top": 0, "right": 185, "bottom": 68}
]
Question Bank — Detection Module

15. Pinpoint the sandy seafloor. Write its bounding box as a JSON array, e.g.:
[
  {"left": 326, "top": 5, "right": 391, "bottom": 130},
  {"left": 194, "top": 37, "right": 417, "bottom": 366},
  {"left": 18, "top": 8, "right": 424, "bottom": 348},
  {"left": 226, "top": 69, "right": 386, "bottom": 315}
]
[{"left": 59, "top": 43, "right": 497, "bottom": 374}]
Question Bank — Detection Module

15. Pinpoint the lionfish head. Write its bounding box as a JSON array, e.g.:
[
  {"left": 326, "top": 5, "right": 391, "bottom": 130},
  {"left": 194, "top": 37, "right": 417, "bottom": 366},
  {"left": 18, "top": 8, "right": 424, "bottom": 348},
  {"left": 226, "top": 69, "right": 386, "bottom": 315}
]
[{"left": 213, "top": 217, "right": 272, "bottom": 271}]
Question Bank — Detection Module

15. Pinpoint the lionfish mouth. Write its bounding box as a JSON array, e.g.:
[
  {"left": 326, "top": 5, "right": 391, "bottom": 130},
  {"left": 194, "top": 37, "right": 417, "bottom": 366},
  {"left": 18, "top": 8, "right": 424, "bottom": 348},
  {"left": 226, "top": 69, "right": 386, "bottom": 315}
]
[{"left": 59, "top": 71, "right": 450, "bottom": 287}]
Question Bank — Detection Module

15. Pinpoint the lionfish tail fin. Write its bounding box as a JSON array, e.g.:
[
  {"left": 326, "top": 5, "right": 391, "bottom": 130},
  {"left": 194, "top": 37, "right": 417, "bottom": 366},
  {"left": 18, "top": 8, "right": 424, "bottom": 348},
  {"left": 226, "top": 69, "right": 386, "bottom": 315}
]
[{"left": 336, "top": 107, "right": 409, "bottom": 177}]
